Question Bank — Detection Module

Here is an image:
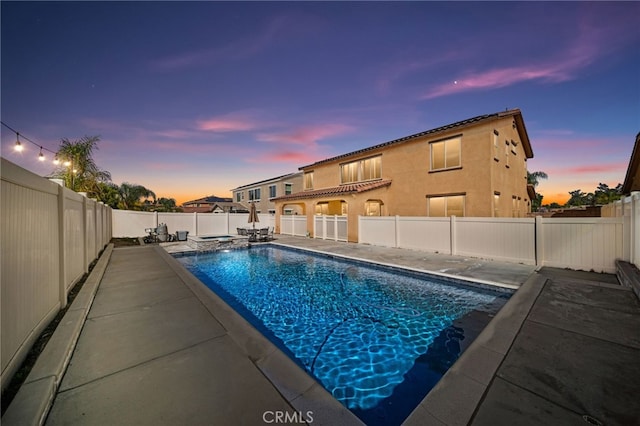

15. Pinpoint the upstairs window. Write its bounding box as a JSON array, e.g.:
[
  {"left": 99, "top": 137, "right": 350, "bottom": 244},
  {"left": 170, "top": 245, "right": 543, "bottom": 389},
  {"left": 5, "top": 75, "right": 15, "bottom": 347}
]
[
  {"left": 430, "top": 137, "right": 461, "bottom": 171},
  {"left": 304, "top": 172, "right": 314, "bottom": 190},
  {"left": 284, "top": 183, "right": 293, "bottom": 195},
  {"left": 340, "top": 155, "right": 382, "bottom": 184},
  {"left": 235, "top": 192, "right": 242, "bottom": 202},
  {"left": 269, "top": 185, "right": 276, "bottom": 199},
  {"left": 248, "top": 188, "right": 261, "bottom": 201}
]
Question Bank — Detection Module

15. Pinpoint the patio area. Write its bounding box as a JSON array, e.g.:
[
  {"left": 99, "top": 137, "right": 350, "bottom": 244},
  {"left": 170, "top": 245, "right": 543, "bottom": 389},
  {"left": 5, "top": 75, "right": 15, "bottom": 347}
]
[{"left": 2, "top": 236, "right": 639, "bottom": 425}]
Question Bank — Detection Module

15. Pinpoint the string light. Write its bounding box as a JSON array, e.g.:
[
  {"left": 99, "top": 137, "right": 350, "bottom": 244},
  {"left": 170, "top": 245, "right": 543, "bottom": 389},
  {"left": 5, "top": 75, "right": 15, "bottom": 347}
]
[
  {"left": 1, "top": 121, "right": 66, "bottom": 165},
  {"left": 14, "top": 133, "right": 23, "bottom": 152}
]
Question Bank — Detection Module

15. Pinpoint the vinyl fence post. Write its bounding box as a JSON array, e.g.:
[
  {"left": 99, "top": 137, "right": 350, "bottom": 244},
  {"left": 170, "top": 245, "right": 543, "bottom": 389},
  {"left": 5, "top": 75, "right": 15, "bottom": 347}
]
[
  {"left": 193, "top": 212, "right": 198, "bottom": 236},
  {"left": 450, "top": 215, "right": 457, "bottom": 256},
  {"left": 57, "top": 185, "right": 68, "bottom": 309},
  {"left": 535, "top": 215, "right": 544, "bottom": 268},
  {"left": 395, "top": 215, "right": 400, "bottom": 248}
]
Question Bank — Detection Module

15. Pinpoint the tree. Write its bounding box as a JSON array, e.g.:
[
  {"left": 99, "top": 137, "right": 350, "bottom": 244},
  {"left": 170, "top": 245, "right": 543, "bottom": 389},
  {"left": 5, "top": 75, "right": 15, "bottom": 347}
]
[
  {"left": 117, "top": 182, "right": 156, "bottom": 210},
  {"left": 527, "top": 171, "right": 548, "bottom": 211},
  {"left": 94, "top": 182, "right": 121, "bottom": 208},
  {"left": 527, "top": 171, "right": 548, "bottom": 187},
  {"left": 594, "top": 183, "right": 622, "bottom": 205},
  {"left": 154, "top": 197, "right": 179, "bottom": 212},
  {"left": 566, "top": 189, "right": 594, "bottom": 207},
  {"left": 51, "top": 135, "right": 111, "bottom": 195}
]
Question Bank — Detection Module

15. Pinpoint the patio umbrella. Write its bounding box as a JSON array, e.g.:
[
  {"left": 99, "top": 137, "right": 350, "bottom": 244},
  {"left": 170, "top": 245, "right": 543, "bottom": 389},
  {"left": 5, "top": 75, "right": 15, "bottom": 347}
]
[{"left": 248, "top": 202, "right": 259, "bottom": 229}]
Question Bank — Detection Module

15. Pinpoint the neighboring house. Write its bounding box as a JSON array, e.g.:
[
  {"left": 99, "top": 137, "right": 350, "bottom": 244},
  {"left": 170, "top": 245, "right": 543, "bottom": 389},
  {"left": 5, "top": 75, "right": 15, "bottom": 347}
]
[
  {"left": 181, "top": 195, "right": 247, "bottom": 213},
  {"left": 231, "top": 172, "right": 303, "bottom": 214},
  {"left": 273, "top": 109, "right": 534, "bottom": 242},
  {"left": 621, "top": 132, "right": 640, "bottom": 195}
]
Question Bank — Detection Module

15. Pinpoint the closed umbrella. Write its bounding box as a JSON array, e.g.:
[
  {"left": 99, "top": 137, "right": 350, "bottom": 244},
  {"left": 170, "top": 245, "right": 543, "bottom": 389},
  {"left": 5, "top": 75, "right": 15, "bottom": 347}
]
[{"left": 248, "top": 202, "right": 259, "bottom": 230}]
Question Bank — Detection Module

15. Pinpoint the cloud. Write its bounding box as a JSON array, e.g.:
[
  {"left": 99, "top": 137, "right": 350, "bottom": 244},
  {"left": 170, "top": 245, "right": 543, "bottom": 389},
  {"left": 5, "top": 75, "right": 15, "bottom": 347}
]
[
  {"left": 197, "top": 117, "right": 257, "bottom": 132},
  {"left": 151, "top": 14, "right": 311, "bottom": 71},
  {"left": 246, "top": 150, "right": 318, "bottom": 165},
  {"left": 422, "top": 62, "right": 582, "bottom": 99},
  {"left": 257, "top": 124, "right": 353, "bottom": 146},
  {"left": 564, "top": 163, "right": 628, "bottom": 175},
  {"left": 420, "top": 5, "right": 637, "bottom": 100}
]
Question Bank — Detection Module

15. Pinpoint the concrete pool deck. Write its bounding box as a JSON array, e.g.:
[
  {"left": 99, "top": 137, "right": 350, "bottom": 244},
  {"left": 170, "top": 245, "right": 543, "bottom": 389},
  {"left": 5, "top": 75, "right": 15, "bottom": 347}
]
[{"left": 3, "top": 236, "right": 640, "bottom": 425}]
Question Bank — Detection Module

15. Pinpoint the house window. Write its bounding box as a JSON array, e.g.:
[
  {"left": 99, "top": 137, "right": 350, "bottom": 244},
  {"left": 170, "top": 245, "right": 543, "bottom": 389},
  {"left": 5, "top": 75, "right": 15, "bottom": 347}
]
[
  {"left": 340, "top": 155, "right": 382, "bottom": 184},
  {"left": 512, "top": 196, "right": 517, "bottom": 217},
  {"left": 269, "top": 185, "right": 276, "bottom": 199},
  {"left": 284, "top": 208, "right": 293, "bottom": 215},
  {"left": 430, "top": 137, "right": 461, "bottom": 171},
  {"left": 365, "top": 200, "right": 382, "bottom": 216},
  {"left": 427, "top": 195, "right": 465, "bottom": 217},
  {"left": 235, "top": 192, "right": 242, "bottom": 202},
  {"left": 284, "top": 183, "right": 293, "bottom": 195},
  {"left": 505, "top": 141, "right": 510, "bottom": 168},
  {"left": 248, "top": 188, "right": 261, "bottom": 201},
  {"left": 494, "top": 192, "right": 500, "bottom": 217},
  {"left": 493, "top": 130, "right": 500, "bottom": 161},
  {"left": 304, "top": 172, "right": 314, "bottom": 190},
  {"left": 268, "top": 209, "right": 275, "bottom": 215}
]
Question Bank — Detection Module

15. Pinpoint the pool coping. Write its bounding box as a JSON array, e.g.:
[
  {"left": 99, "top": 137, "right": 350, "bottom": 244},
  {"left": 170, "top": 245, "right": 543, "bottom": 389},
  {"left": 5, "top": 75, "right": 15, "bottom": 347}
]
[
  {"left": 156, "top": 246, "right": 366, "bottom": 425},
  {"left": 163, "top": 241, "right": 539, "bottom": 425},
  {"left": 265, "top": 241, "right": 543, "bottom": 425}
]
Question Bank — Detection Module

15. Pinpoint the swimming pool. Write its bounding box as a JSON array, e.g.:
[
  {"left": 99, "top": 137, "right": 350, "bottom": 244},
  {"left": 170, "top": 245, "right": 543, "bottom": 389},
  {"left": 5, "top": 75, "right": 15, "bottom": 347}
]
[{"left": 176, "top": 245, "right": 510, "bottom": 425}]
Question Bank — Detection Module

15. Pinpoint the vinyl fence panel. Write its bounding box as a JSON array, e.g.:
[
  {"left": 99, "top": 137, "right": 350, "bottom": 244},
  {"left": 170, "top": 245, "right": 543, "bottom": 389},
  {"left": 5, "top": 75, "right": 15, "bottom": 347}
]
[
  {"left": 1, "top": 159, "right": 112, "bottom": 392},
  {"left": 455, "top": 217, "right": 535, "bottom": 264},
  {"left": 539, "top": 217, "right": 625, "bottom": 273}
]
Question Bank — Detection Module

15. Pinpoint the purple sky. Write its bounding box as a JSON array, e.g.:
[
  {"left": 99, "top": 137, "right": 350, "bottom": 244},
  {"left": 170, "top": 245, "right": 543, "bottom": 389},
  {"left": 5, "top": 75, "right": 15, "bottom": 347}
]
[{"left": 2, "top": 1, "right": 638, "bottom": 205}]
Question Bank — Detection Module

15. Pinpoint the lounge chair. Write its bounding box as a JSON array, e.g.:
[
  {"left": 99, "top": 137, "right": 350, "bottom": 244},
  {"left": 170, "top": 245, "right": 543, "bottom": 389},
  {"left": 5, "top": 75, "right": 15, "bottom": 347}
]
[{"left": 237, "top": 227, "right": 247, "bottom": 236}]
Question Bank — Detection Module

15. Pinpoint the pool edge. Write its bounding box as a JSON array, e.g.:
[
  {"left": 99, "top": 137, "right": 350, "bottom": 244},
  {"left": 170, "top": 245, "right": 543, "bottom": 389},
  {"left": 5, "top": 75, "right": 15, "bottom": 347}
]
[
  {"left": 401, "top": 272, "right": 548, "bottom": 426},
  {"left": 154, "top": 246, "right": 366, "bottom": 426}
]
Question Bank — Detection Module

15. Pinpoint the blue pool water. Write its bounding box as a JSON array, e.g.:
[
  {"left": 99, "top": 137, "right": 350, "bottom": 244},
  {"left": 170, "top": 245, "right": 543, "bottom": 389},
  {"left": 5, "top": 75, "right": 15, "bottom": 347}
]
[{"left": 176, "top": 246, "right": 510, "bottom": 425}]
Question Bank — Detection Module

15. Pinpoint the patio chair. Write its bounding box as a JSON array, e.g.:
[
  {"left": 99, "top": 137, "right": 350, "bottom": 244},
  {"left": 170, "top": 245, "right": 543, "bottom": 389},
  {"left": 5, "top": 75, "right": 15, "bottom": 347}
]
[
  {"left": 258, "top": 227, "right": 270, "bottom": 242},
  {"left": 237, "top": 227, "right": 247, "bottom": 236}
]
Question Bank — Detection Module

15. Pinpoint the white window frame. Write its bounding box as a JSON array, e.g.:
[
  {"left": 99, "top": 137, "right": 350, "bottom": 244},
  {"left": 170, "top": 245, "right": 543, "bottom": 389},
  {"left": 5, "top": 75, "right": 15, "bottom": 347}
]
[
  {"left": 248, "top": 188, "right": 261, "bottom": 201},
  {"left": 284, "top": 183, "right": 293, "bottom": 195}
]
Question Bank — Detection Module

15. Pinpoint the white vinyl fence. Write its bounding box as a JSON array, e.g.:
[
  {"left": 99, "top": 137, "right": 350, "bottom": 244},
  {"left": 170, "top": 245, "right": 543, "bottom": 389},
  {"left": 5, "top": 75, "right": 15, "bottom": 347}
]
[
  {"left": 602, "top": 192, "right": 639, "bottom": 267},
  {"left": 112, "top": 210, "right": 275, "bottom": 238},
  {"left": 1, "top": 158, "right": 112, "bottom": 392},
  {"left": 314, "top": 215, "right": 348, "bottom": 242},
  {"left": 280, "top": 215, "right": 308, "bottom": 237},
  {"left": 359, "top": 215, "right": 630, "bottom": 273}
]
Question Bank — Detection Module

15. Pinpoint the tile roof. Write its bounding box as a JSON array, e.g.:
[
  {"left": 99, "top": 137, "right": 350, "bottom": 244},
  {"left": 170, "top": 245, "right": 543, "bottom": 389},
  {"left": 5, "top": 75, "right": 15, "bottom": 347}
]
[
  {"left": 182, "top": 195, "right": 232, "bottom": 206},
  {"left": 272, "top": 179, "right": 392, "bottom": 202},
  {"left": 299, "top": 108, "right": 532, "bottom": 169}
]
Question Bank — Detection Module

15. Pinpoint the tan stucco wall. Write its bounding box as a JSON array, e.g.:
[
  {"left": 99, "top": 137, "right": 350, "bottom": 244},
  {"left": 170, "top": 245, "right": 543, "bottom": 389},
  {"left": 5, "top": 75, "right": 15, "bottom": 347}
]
[{"left": 275, "top": 115, "right": 531, "bottom": 241}]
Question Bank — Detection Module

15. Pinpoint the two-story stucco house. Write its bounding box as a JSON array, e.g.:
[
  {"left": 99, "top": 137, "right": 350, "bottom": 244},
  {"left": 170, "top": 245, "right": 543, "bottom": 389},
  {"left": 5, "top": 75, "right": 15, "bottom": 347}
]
[
  {"left": 231, "top": 172, "right": 303, "bottom": 215},
  {"left": 273, "top": 109, "right": 534, "bottom": 242}
]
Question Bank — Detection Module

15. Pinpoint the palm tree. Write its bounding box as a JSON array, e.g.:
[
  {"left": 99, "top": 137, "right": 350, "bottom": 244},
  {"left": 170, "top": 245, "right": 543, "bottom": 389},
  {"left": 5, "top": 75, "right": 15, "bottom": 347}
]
[
  {"left": 527, "top": 171, "right": 548, "bottom": 187},
  {"left": 527, "top": 171, "right": 548, "bottom": 211},
  {"left": 51, "top": 135, "right": 111, "bottom": 194},
  {"left": 117, "top": 182, "right": 156, "bottom": 210}
]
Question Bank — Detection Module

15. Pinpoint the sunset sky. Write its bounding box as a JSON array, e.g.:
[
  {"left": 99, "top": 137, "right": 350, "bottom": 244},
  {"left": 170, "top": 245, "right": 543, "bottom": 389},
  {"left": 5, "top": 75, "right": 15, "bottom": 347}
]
[{"left": 2, "top": 1, "right": 638, "bottom": 206}]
